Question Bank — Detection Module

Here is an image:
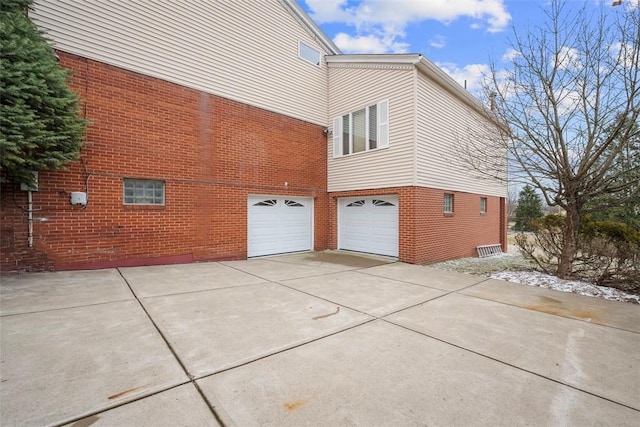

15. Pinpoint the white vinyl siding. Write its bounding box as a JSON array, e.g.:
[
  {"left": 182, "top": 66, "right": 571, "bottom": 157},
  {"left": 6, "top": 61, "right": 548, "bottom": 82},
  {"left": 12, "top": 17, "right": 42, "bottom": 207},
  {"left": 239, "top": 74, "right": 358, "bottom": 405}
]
[
  {"left": 328, "top": 65, "right": 415, "bottom": 192},
  {"left": 415, "top": 72, "right": 506, "bottom": 197},
  {"left": 31, "top": 0, "right": 329, "bottom": 126}
]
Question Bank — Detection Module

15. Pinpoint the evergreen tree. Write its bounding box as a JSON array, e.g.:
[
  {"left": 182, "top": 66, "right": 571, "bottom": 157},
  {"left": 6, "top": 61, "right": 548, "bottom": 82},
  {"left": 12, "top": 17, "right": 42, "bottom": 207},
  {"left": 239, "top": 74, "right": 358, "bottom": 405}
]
[
  {"left": 0, "top": 0, "right": 87, "bottom": 186},
  {"left": 588, "top": 117, "right": 640, "bottom": 230},
  {"left": 514, "top": 185, "right": 543, "bottom": 232}
]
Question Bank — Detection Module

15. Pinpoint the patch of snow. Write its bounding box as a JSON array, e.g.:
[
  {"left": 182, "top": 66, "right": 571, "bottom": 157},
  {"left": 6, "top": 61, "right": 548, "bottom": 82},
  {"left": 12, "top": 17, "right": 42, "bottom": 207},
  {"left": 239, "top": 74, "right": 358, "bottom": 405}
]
[{"left": 490, "top": 271, "right": 640, "bottom": 304}]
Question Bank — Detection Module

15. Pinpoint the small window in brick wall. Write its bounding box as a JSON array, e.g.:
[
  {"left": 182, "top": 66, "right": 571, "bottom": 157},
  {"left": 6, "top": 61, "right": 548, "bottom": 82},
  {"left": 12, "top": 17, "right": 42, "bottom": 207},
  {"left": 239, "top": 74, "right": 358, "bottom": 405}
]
[
  {"left": 444, "top": 193, "right": 454, "bottom": 213},
  {"left": 123, "top": 179, "right": 165, "bottom": 205},
  {"left": 480, "top": 197, "right": 488, "bottom": 214}
]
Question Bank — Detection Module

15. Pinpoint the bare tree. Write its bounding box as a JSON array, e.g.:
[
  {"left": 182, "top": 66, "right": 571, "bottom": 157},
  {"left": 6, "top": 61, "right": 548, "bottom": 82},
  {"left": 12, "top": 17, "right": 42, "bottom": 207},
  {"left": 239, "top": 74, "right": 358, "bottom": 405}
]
[
  {"left": 506, "top": 185, "right": 518, "bottom": 224},
  {"left": 458, "top": 0, "right": 640, "bottom": 278}
]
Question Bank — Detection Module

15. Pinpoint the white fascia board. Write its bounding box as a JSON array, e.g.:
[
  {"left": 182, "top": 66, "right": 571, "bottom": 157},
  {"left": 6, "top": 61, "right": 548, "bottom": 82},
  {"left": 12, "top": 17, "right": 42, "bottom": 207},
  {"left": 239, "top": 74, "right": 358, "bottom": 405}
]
[
  {"left": 326, "top": 54, "right": 422, "bottom": 65},
  {"left": 283, "top": 0, "right": 341, "bottom": 54},
  {"left": 416, "top": 58, "right": 506, "bottom": 130},
  {"left": 416, "top": 57, "right": 488, "bottom": 115}
]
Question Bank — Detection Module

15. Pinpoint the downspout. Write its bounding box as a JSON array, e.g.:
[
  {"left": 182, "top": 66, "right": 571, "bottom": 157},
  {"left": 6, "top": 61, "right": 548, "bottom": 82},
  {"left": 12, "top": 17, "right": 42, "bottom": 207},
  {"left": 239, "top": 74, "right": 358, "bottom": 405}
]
[{"left": 27, "top": 190, "right": 34, "bottom": 248}]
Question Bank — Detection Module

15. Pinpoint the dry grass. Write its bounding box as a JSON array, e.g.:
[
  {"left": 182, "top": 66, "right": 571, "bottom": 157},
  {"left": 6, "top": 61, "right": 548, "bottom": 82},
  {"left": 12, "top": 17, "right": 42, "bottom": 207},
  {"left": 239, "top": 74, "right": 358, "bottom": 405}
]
[{"left": 430, "top": 252, "right": 536, "bottom": 275}]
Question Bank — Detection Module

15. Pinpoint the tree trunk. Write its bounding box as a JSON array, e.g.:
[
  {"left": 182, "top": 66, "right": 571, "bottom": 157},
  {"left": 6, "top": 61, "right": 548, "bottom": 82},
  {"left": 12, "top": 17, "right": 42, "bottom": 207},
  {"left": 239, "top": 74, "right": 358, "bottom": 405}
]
[{"left": 557, "top": 203, "right": 581, "bottom": 279}]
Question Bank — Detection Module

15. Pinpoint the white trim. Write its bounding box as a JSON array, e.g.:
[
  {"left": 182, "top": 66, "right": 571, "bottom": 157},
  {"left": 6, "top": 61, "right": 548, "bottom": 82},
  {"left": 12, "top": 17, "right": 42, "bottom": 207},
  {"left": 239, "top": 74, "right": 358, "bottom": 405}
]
[
  {"left": 282, "top": 0, "right": 341, "bottom": 54},
  {"left": 332, "top": 99, "right": 389, "bottom": 157},
  {"left": 326, "top": 54, "right": 421, "bottom": 65},
  {"left": 333, "top": 116, "right": 342, "bottom": 158},
  {"left": 298, "top": 40, "right": 321, "bottom": 66},
  {"left": 377, "top": 100, "right": 389, "bottom": 149},
  {"left": 338, "top": 196, "right": 399, "bottom": 257}
]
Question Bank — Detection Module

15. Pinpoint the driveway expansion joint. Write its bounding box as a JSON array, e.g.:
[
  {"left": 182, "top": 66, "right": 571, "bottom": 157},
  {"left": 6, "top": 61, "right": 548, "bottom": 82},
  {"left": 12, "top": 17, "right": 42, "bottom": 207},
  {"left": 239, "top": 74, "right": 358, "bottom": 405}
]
[
  {"left": 382, "top": 319, "right": 640, "bottom": 413},
  {"left": 115, "top": 268, "right": 227, "bottom": 427}
]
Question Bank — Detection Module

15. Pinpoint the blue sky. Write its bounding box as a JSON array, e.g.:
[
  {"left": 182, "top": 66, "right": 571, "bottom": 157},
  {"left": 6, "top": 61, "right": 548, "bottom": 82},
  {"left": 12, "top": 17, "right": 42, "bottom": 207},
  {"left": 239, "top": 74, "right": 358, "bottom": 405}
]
[{"left": 298, "top": 0, "right": 634, "bottom": 96}]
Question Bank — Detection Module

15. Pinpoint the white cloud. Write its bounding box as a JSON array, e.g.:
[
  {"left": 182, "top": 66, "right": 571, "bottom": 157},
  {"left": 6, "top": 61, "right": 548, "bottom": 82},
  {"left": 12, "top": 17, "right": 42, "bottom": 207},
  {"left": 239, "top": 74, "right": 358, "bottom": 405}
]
[
  {"left": 555, "top": 46, "right": 581, "bottom": 70},
  {"left": 437, "top": 62, "right": 491, "bottom": 94},
  {"left": 609, "top": 42, "right": 637, "bottom": 68},
  {"left": 555, "top": 87, "right": 583, "bottom": 116},
  {"left": 436, "top": 62, "right": 519, "bottom": 103},
  {"left": 305, "top": 0, "right": 511, "bottom": 53},
  {"left": 502, "top": 48, "right": 521, "bottom": 62},
  {"left": 334, "top": 32, "right": 409, "bottom": 54},
  {"left": 304, "top": 0, "right": 351, "bottom": 22},
  {"left": 429, "top": 35, "right": 446, "bottom": 49}
]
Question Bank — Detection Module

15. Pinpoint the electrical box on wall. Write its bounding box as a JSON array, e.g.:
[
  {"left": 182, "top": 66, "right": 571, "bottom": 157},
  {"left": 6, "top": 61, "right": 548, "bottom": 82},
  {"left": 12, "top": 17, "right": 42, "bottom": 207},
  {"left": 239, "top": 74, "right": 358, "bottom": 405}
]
[
  {"left": 70, "top": 192, "right": 87, "bottom": 206},
  {"left": 20, "top": 171, "right": 39, "bottom": 191}
]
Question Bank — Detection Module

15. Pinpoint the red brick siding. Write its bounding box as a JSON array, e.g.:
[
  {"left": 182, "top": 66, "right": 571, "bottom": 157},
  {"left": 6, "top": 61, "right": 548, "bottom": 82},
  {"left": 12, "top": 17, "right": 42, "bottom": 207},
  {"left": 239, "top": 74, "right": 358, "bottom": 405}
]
[
  {"left": 329, "top": 187, "right": 506, "bottom": 264},
  {"left": 1, "top": 52, "right": 328, "bottom": 272}
]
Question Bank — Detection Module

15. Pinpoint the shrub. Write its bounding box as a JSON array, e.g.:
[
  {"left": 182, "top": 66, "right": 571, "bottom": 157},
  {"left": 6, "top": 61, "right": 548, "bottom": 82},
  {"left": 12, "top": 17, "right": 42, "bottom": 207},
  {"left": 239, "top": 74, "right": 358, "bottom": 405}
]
[
  {"left": 578, "top": 219, "right": 640, "bottom": 291},
  {"left": 515, "top": 214, "right": 640, "bottom": 292}
]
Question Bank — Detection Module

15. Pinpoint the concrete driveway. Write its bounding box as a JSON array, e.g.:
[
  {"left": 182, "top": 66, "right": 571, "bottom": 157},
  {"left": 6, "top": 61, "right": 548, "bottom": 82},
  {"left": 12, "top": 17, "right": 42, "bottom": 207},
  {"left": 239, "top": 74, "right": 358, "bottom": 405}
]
[{"left": 1, "top": 252, "right": 638, "bottom": 426}]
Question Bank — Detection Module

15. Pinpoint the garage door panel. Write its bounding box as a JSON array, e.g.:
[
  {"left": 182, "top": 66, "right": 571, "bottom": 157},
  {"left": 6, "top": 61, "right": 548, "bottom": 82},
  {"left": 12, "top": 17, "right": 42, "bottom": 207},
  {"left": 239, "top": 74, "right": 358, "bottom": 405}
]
[
  {"left": 248, "top": 197, "right": 312, "bottom": 257},
  {"left": 338, "top": 197, "right": 398, "bottom": 257}
]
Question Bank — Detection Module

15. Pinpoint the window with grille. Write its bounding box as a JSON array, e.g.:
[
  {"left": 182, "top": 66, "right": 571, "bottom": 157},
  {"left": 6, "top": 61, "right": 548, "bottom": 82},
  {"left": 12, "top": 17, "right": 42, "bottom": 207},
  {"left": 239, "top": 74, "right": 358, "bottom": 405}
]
[{"left": 444, "top": 193, "right": 454, "bottom": 213}]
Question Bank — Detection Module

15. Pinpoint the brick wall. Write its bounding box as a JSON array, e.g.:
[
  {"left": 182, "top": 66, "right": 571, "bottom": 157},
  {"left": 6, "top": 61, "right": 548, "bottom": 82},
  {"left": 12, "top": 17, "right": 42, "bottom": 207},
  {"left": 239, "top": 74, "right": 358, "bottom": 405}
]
[
  {"left": 0, "top": 52, "right": 328, "bottom": 272},
  {"left": 329, "top": 187, "right": 506, "bottom": 264}
]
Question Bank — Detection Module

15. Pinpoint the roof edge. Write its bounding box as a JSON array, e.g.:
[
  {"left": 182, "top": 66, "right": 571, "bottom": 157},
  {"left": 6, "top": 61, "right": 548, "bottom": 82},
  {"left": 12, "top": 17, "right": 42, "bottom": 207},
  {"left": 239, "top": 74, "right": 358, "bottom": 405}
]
[
  {"left": 326, "top": 53, "right": 422, "bottom": 64},
  {"left": 415, "top": 57, "right": 488, "bottom": 114},
  {"left": 326, "top": 53, "right": 493, "bottom": 119},
  {"left": 282, "top": 0, "right": 341, "bottom": 55}
]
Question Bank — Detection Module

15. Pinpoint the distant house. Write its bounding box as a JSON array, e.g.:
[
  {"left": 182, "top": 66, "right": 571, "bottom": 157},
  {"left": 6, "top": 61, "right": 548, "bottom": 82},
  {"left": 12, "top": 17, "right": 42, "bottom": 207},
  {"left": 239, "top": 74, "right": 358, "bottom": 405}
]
[{"left": 0, "top": 0, "right": 507, "bottom": 272}]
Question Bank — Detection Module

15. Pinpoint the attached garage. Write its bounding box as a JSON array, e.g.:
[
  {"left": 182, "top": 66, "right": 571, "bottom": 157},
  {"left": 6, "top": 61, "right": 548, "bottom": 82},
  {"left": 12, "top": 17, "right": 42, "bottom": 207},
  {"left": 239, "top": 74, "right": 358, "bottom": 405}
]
[
  {"left": 247, "top": 196, "right": 313, "bottom": 257},
  {"left": 338, "top": 196, "right": 399, "bottom": 257}
]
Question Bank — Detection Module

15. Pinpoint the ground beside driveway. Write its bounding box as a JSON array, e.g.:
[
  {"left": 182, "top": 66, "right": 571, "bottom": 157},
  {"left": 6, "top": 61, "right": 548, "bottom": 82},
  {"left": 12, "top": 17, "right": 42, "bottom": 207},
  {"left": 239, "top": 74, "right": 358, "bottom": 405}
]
[{"left": 1, "top": 251, "right": 638, "bottom": 426}]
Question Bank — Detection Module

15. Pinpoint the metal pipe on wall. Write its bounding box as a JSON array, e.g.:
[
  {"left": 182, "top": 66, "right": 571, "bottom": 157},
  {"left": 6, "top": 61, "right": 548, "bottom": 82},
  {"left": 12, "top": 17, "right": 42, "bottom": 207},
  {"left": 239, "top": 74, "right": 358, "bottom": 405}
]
[{"left": 27, "top": 190, "right": 33, "bottom": 248}]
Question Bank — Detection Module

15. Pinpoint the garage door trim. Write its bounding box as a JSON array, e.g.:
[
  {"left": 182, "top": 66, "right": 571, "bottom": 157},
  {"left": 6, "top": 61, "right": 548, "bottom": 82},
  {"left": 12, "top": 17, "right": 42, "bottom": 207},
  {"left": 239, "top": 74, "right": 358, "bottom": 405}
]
[
  {"left": 338, "top": 195, "right": 399, "bottom": 258},
  {"left": 248, "top": 195, "right": 313, "bottom": 257}
]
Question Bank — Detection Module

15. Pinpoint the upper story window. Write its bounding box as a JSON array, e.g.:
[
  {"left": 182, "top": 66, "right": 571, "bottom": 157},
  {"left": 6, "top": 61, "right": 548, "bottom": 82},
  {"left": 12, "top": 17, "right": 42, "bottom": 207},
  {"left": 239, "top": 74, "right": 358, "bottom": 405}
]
[
  {"left": 124, "top": 179, "right": 165, "bottom": 205},
  {"left": 298, "top": 41, "right": 321, "bottom": 66},
  {"left": 333, "top": 100, "right": 389, "bottom": 157}
]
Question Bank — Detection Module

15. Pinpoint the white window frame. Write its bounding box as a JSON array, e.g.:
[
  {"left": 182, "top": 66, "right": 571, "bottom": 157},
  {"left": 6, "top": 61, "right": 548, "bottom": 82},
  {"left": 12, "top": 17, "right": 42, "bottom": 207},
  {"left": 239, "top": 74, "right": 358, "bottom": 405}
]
[
  {"left": 123, "top": 179, "right": 165, "bottom": 205},
  {"left": 444, "top": 193, "right": 454, "bottom": 213},
  {"left": 333, "top": 100, "right": 389, "bottom": 158},
  {"left": 298, "top": 41, "right": 321, "bottom": 66},
  {"left": 480, "top": 197, "right": 487, "bottom": 214}
]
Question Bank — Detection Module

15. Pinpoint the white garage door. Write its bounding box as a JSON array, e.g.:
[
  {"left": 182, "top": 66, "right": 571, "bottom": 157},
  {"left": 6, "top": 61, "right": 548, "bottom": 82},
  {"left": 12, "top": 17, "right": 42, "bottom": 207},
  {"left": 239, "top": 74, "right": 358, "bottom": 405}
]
[
  {"left": 248, "top": 196, "right": 313, "bottom": 257},
  {"left": 338, "top": 196, "right": 398, "bottom": 257}
]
